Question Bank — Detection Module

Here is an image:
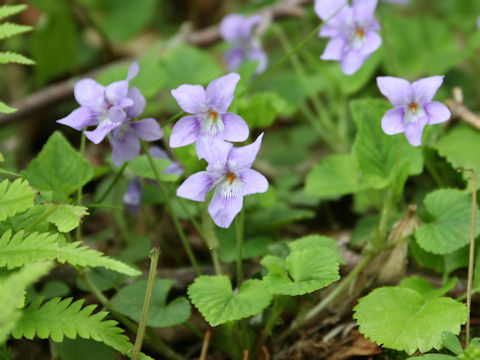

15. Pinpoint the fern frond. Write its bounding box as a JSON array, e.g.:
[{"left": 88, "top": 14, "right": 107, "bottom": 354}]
[
  {"left": 0, "top": 262, "right": 53, "bottom": 343},
  {"left": 0, "top": 51, "right": 34, "bottom": 65},
  {"left": 12, "top": 297, "right": 153, "bottom": 359},
  {"left": 0, "top": 178, "right": 36, "bottom": 221},
  {"left": 0, "top": 230, "right": 141, "bottom": 276},
  {"left": 0, "top": 23, "right": 32, "bottom": 41},
  {"left": 45, "top": 204, "right": 88, "bottom": 232},
  {"left": 0, "top": 5, "right": 27, "bottom": 21}
]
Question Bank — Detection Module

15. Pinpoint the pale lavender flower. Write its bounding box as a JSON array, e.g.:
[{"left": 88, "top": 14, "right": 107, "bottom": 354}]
[
  {"left": 377, "top": 76, "right": 451, "bottom": 146},
  {"left": 170, "top": 73, "right": 249, "bottom": 159},
  {"left": 123, "top": 179, "right": 142, "bottom": 215},
  {"left": 177, "top": 134, "right": 268, "bottom": 228},
  {"left": 58, "top": 62, "right": 163, "bottom": 166},
  {"left": 220, "top": 14, "right": 268, "bottom": 74},
  {"left": 315, "top": 0, "right": 382, "bottom": 75}
]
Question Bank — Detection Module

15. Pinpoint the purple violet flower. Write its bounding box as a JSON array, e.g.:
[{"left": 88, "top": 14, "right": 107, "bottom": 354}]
[
  {"left": 177, "top": 133, "right": 268, "bottom": 228},
  {"left": 377, "top": 76, "right": 451, "bottom": 146},
  {"left": 315, "top": 0, "right": 382, "bottom": 75},
  {"left": 57, "top": 62, "right": 163, "bottom": 166},
  {"left": 170, "top": 73, "right": 249, "bottom": 159},
  {"left": 220, "top": 14, "right": 268, "bottom": 74},
  {"left": 123, "top": 178, "right": 142, "bottom": 215}
]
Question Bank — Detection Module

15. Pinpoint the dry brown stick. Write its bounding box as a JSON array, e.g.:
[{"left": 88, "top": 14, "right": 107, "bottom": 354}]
[
  {"left": 0, "top": 0, "right": 311, "bottom": 127},
  {"left": 446, "top": 87, "right": 480, "bottom": 130},
  {"left": 199, "top": 328, "right": 212, "bottom": 360}
]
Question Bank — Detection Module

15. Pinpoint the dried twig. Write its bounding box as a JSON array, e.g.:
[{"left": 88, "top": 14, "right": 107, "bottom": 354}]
[{"left": 446, "top": 87, "right": 480, "bottom": 130}]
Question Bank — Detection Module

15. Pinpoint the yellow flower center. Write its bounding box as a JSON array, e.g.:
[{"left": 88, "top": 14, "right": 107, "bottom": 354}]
[
  {"left": 409, "top": 102, "right": 418, "bottom": 112},
  {"left": 356, "top": 28, "right": 365, "bottom": 38},
  {"left": 226, "top": 172, "right": 236, "bottom": 183},
  {"left": 209, "top": 111, "right": 218, "bottom": 120}
]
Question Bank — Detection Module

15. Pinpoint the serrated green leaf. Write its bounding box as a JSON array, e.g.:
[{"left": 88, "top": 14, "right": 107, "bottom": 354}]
[
  {"left": 112, "top": 279, "right": 190, "bottom": 328},
  {"left": 237, "top": 91, "right": 290, "bottom": 129},
  {"left": 0, "top": 230, "right": 140, "bottom": 276},
  {"left": 23, "top": 132, "right": 93, "bottom": 201},
  {"left": 406, "top": 355, "right": 457, "bottom": 360},
  {"left": 353, "top": 287, "right": 467, "bottom": 354},
  {"left": 0, "top": 5, "right": 27, "bottom": 21},
  {"left": 0, "top": 23, "right": 31, "bottom": 41},
  {"left": 0, "top": 100, "right": 16, "bottom": 114},
  {"left": 433, "top": 125, "right": 480, "bottom": 189},
  {"left": 0, "top": 179, "right": 35, "bottom": 221},
  {"left": 11, "top": 297, "right": 152, "bottom": 360},
  {"left": 305, "top": 153, "right": 361, "bottom": 197},
  {"left": 45, "top": 204, "right": 88, "bottom": 232},
  {"left": 0, "top": 51, "right": 34, "bottom": 65},
  {"left": 127, "top": 156, "right": 179, "bottom": 182},
  {"left": 0, "top": 262, "right": 53, "bottom": 343},
  {"left": 415, "top": 189, "right": 480, "bottom": 255},
  {"left": 188, "top": 276, "right": 272, "bottom": 327},
  {"left": 262, "top": 247, "right": 340, "bottom": 296},
  {"left": 288, "top": 235, "right": 345, "bottom": 264},
  {"left": 351, "top": 99, "right": 423, "bottom": 189}
]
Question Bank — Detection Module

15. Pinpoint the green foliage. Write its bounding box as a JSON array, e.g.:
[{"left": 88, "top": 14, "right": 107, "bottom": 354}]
[
  {"left": 0, "top": 4, "right": 27, "bottom": 20},
  {"left": 30, "top": 0, "right": 78, "bottom": 85},
  {"left": 398, "top": 276, "right": 457, "bottom": 301},
  {"left": 127, "top": 155, "right": 180, "bottom": 182},
  {"left": 11, "top": 297, "right": 152, "bottom": 360},
  {"left": 0, "top": 52, "right": 34, "bottom": 65},
  {"left": 112, "top": 279, "right": 190, "bottom": 327},
  {"left": 236, "top": 92, "right": 290, "bottom": 129},
  {"left": 44, "top": 204, "right": 89, "bottom": 232},
  {"left": 354, "top": 279, "right": 467, "bottom": 355},
  {"left": 261, "top": 247, "right": 340, "bottom": 296},
  {"left": 188, "top": 276, "right": 272, "bottom": 326},
  {"left": 0, "top": 179, "right": 35, "bottom": 221},
  {"left": 0, "top": 101, "right": 16, "bottom": 114},
  {"left": 288, "top": 235, "right": 345, "bottom": 264},
  {"left": 351, "top": 99, "right": 423, "bottom": 189},
  {"left": 441, "top": 331, "right": 463, "bottom": 356},
  {"left": 0, "top": 262, "right": 53, "bottom": 344},
  {"left": 54, "top": 338, "right": 115, "bottom": 360},
  {"left": 458, "top": 339, "right": 480, "bottom": 360},
  {"left": 415, "top": 189, "right": 480, "bottom": 254},
  {"left": 305, "top": 153, "right": 361, "bottom": 196},
  {"left": 23, "top": 132, "right": 93, "bottom": 201},
  {"left": 407, "top": 355, "right": 456, "bottom": 360},
  {"left": 0, "top": 230, "right": 140, "bottom": 276},
  {"left": 433, "top": 125, "right": 480, "bottom": 189},
  {"left": 0, "top": 22, "right": 31, "bottom": 41}
]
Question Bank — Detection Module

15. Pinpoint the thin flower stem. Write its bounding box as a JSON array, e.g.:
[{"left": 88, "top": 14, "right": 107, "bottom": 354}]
[
  {"left": 96, "top": 162, "right": 128, "bottom": 204},
  {"left": 458, "top": 168, "right": 477, "bottom": 347},
  {"left": 85, "top": 203, "right": 123, "bottom": 210},
  {"left": 235, "top": 208, "right": 245, "bottom": 287},
  {"left": 141, "top": 141, "right": 201, "bottom": 276},
  {"left": 132, "top": 247, "right": 160, "bottom": 360},
  {"left": 201, "top": 205, "right": 223, "bottom": 275},
  {"left": 78, "top": 269, "right": 182, "bottom": 360},
  {"left": 76, "top": 132, "right": 86, "bottom": 242},
  {"left": 199, "top": 328, "right": 212, "bottom": 360},
  {"left": 243, "top": 1, "right": 348, "bottom": 96},
  {"left": 278, "top": 253, "right": 374, "bottom": 341},
  {"left": 379, "top": 19, "right": 401, "bottom": 77}
]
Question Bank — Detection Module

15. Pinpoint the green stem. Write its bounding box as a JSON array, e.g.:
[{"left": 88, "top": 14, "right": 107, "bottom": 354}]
[
  {"left": 235, "top": 209, "right": 245, "bottom": 287},
  {"left": 85, "top": 203, "right": 123, "bottom": 210},
  {"left": 379, "top": 19, "right": 401, "bottom": 77},
  {"left": 278, "top": 253, "right": 374, "bottom": 341},
  {"left": 132, "top": 247, "right": 160, "bottom": 360},
  {"left": 96, "top": 162, "right": 128, "bottom": 204},
  {"left": 141, "top": 142, "right": 201, "bottom": 276},
  {"left": 160, "top": 111, "right": 186, "bottom": 127},
  {"left": 201, "top": 205, "right": 223, "bottom": 275},
  {"left": 76, "top": 132, "right": 86, "bottom": 242},
  {"left": 78, "top": 269, "right": 182, "bottom": 360},
  {"left": 458, "top": 169, "right": 477, "bottom": 347}
]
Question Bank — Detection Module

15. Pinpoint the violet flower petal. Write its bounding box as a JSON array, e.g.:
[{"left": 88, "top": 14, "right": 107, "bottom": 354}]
[
  {"left": 208, "top": 188, "right": 244, "bottom": 228},
  {"left": 200, "top": 137, "right": 233, "bottom": 165},
  {"left": 224, "top": 47, "right": 245, "bottom": 71},
  {"left": 205, "top": 73, "right": 240, "bottom": 113},
  {"left": 177, "top": 171, "right": 214, "bottom": 201},
  {"left": 404, "top": 117, "right": 428, "bottom": 147},
  {"left": 171, "top": 84, "right": 206, "bottom": 114},
  {"left": 321, "top": 37, "right": 347, "bottom": 60},
  {"left": 376, "top": 76, "right": 413, "bottom": 107},
  {"left": 339, "top": 50, "right": 366, "bottom": 75},
  {"left": 227, "top": 133, "right": 264, "bottom": 171},
  {"left": 127, "top": 62, "right": 140, "bottom": 80},
  {"left": 240, "top": 169, "right": 268, "bottom": 196},
  {"left": 411, "top": 76, "right": 444, "bottom": 104},
  {"left": 352, "top": 0, "right": 378, "bottom": 20},
  {"left": 74, "top": 79, "right": 106, "bottom": 112},
  {"left": 84, "top": 107, "right": 125, "bottom": 144},
  {"left": 130, "top": 118, "right": 163, "bottom": 141},
  {"left": 110, "top": 129, "right": 141, "bottom": 166},
  {"left": 248, "top": 47, "right": 268, "bottom": 74},
  {"left": 359, "top": 31, "right": 382, "bottom": 56},
  {"left": 105, "top": 80, "right": 130, "bottom": 106},
  {"left": 222, "top": 113, "right": 249, "bottom": 142},
  {"left": 57, "top": 106, "right": 97, "bottom": 131},
  {"left": 381, "top": 107, "right": 406, "bottom": 135},
  {"left": 425, "top": 101, "right": 451, "bottom": 125},
  {"left": 126, "top": 87, "right": 146, "bottom": 118},
  {"left": 314, "top": 0, "right": 347, "bottom": 21},
  {"left": 123, "top": 179, "right": 142, "bottom": 215},
  {"left": 169, "top": 115, "right": 201, "bottom": 148}
]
